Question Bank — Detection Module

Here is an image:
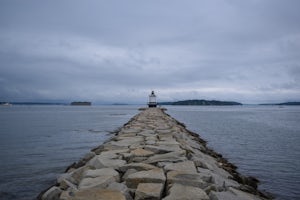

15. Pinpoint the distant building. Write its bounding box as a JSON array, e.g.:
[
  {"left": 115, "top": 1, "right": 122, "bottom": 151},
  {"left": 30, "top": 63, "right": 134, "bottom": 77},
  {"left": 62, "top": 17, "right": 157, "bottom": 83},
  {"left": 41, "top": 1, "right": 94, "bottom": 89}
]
[{"left": 148, "top": 91, "right": 157, "bottom": 108}]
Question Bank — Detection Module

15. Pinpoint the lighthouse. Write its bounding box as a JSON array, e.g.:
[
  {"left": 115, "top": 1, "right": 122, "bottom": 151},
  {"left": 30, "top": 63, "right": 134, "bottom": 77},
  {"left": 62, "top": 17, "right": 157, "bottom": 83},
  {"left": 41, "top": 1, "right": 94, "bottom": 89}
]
[{"left": 148, "top": 91, "right": 157, "bottom": 108}]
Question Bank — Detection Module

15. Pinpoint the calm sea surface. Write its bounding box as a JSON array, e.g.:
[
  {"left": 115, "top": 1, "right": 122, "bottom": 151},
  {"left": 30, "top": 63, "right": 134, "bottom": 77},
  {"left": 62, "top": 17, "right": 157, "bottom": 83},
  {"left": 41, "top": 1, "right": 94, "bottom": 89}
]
[
  {"left": 0, "top": 105, "right": 139, "bottom": 200},
  {"left": 0, "top": 105, "right": 299, "bottom": 200},
  {"left": 166, "top": 105, "right": 300, "bottom": 200}
]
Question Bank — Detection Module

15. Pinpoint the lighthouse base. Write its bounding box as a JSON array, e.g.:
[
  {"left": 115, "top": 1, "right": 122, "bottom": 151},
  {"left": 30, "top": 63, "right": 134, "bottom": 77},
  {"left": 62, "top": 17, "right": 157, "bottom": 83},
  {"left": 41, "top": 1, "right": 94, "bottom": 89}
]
[{"left": 148, "top": 103, "right": 157, "bottom": 108}]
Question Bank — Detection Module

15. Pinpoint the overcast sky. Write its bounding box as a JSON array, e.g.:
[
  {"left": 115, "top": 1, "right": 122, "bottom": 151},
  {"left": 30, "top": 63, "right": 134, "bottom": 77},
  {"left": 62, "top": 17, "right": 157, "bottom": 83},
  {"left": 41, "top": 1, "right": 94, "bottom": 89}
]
[{"left": 0, "top": 0, "right": 300, "bottom": 104}]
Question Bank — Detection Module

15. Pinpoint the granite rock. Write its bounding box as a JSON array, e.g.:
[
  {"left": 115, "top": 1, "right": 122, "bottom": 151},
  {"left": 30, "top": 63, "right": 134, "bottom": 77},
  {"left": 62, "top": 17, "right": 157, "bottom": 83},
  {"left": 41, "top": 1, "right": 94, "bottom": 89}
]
[{"left": 163, "top": 183, "right": 209, "bottom": 200}]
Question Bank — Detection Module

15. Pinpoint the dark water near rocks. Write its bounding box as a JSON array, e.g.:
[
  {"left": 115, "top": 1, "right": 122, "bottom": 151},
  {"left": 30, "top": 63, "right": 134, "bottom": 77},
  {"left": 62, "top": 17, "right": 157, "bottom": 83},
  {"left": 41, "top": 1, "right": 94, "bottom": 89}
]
[
  {"left": 166, "top": 105, "right": 300, "bottom": 200},
  {"left": 0, "top": 105, "right": 139, "bottom": 200},
  {"left": 0, "top": 105, "right": 299, "bottom": 200}
]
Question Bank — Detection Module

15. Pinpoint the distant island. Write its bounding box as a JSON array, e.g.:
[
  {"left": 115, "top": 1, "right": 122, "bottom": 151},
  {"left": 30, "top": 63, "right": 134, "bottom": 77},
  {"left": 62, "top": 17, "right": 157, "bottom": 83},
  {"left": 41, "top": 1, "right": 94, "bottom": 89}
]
[
  {"left": 159, "top": 99, "right": 242, "bottom": 106},
  {"left": 260, "top": 102, "right": 300, "bottom": 106},
  {"left": 70, "top": 101, "right": 91, "bottom": 106}
]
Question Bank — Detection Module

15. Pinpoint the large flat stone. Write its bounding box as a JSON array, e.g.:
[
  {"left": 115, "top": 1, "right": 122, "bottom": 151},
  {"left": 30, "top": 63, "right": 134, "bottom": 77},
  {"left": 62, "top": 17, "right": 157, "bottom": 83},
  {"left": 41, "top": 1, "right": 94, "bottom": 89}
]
[
  {"left": 103, "top": 143, "right": 131, "bottom": 151},
  {"left": 198, "top": 168, "right": 239, "bottom": 189},
  {"left": 79, "top": 175, "right": 118, "bottom": 189},
  {"left": 157, "top": 135, "right": 174, "bottom": 141},
  {"left": 119, "top": 163, "right": 158, "bottom": 173},
  {"left": 107, "top": 182, "right": 132, "bottom": 200},
  {"left": 100, "top": 149, "right": 130, "bottom": 158},
  {"left": 118, "top": 132, "right": 137, "bottom": 137},
  {"left": 135, "top": 183, "right": 164, "bottom": 200},
  {"left": 163, "top": 183, "right": 209, "bottom": 200},
  {"left": 83, "top": 168, "right": 119, "bottom": 180},
  {"left": 88, "top": 155, "right": 126, "bottom": 169},
  {"left": 61, "top": 188, "right": 126, "bottom": 200},
  {"left": 125, "top": 168, "right": 166, "bottom": 188},
  {"left": 145, "top": 140, "right": 156, "bottom": 145},
  {"left": 209, "top": 187, "right": 262, "bottom": 200},
  {"left": 164, "top": 161, "right": 197, "bottom": 173},
  {"left": 156, "top": 140, "right": 180, "bottom": 145},
  {"left": 143, "top": 150, "right": 187, "bottom": 164},
  {"left": 121, "top": 128, "right": 141, "bottom": 134},
  {"left": 108, "top": 139, "right": 141, "bottom": 147},
  {"left": 57, "top": 166, "right": 89, "bottom": 185},
  {"left": 144, "top": 145, "right": 182, "bottom": 154},
  {"left": 130, "top": 148, "right": 154, "bottom": 157},
  {"left": 167, "top": 170, "right": 208, "bottom": 189},
  {"left": 137, "top": 130, "right": 155, "bottom": 137},
  {"left": 116, "top": 136, "right": 144, "bottom": 142},
  {"left": 79, "top": 168, "right": 120, "bottom": 190},
  {"left": 156, "top": 129, "right": 172, "bottom": 134}
]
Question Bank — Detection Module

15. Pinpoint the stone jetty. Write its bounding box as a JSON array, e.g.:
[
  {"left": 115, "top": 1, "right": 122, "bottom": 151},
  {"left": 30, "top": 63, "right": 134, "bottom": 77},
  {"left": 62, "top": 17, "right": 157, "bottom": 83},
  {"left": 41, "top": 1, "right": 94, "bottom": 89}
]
[{"left": 39, "top": 108, "right": 271, "bottom": 200}]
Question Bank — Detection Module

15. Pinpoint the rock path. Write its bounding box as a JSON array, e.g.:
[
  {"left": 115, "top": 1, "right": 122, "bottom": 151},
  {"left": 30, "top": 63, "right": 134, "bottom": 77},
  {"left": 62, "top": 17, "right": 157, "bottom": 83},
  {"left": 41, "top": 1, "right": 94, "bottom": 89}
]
[{"left": 40, "top": 108, "right": 271, "bottom": 200}]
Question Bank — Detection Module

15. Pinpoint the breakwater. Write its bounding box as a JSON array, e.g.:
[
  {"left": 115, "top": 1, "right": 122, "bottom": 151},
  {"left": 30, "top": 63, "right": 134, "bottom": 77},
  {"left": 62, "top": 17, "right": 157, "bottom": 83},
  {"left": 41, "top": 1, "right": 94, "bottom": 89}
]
[{"left": 39, "top": 108, "right": 271, "bottom": 200}]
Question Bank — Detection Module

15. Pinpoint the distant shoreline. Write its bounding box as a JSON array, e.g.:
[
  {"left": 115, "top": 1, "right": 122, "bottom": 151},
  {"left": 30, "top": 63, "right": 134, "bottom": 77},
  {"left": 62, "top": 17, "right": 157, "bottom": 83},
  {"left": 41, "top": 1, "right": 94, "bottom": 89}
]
[
  {"left": 1, "top": 101, "right": 299, "bottom": 106},
  {"left": 259, "top": 102, "right": 300, "bottom": 106},
  {"left": 159, "top": 99, "right": 242, "bottom": 106},
  {"left": 70, "top": 101, "right": 91, "bottom": 106}
]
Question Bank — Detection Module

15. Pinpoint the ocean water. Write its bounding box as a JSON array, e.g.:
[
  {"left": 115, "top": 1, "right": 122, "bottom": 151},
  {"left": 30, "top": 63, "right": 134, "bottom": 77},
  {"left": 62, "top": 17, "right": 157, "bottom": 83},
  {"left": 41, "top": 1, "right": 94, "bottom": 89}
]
[
  {"left": 0, "top": 105, "right": 139, "bottom": 200},
  {"left": 0, "top": 105, "right": 299, "bottom": 200},
  {"left": 166, "top": 105, "right": 300, "bottom": 200}
]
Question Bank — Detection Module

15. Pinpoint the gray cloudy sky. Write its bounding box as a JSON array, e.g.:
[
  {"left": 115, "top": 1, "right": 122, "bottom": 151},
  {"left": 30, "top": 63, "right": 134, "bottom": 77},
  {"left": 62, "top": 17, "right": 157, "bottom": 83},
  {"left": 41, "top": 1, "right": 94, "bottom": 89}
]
[{"left": 0, "top": 0, "right": 300, "bottom": 104}]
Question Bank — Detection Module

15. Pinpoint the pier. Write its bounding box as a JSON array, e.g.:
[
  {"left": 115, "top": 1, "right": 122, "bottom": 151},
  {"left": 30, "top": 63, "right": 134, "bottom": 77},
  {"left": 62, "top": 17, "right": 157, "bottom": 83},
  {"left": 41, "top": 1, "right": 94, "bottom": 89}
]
[{"left": 40, "top": 108, "right": 270, "bottom": 200}]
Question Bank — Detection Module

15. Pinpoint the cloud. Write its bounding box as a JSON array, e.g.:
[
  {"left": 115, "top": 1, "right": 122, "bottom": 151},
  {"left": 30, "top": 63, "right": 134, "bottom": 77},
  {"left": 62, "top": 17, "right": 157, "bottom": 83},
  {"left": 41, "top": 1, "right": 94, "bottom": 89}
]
[{"left": 0, "top": 0, "right": 300, "bottom": 103}]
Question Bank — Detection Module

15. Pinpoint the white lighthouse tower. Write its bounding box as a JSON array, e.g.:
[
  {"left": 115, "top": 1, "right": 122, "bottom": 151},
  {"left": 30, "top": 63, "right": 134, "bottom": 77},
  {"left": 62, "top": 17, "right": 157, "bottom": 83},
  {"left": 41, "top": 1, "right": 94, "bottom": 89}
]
[{"left": 148, "top": 91, "right": 157, "bottom": 108}]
